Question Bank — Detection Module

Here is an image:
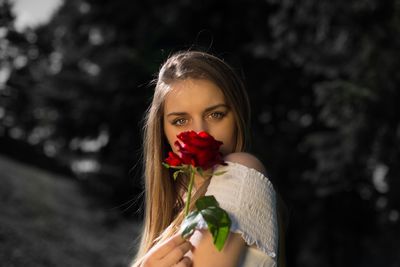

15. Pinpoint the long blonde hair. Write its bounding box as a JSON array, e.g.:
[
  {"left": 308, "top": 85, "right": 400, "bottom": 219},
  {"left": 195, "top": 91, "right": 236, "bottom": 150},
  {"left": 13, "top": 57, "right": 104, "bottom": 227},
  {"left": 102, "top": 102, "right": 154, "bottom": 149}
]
[{"left": 132, "top": 50, "right": 286, "bottom": 266}]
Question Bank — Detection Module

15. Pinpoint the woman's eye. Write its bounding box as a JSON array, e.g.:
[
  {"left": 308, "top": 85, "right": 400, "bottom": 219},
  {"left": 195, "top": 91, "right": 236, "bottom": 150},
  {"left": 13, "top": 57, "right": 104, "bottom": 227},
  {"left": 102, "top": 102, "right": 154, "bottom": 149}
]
[
  {"left": 172, "top": 118, "right": 187, "bottom": 126},
  {"left": 209, "top": 112, "right": 225, "bottom": 120}
]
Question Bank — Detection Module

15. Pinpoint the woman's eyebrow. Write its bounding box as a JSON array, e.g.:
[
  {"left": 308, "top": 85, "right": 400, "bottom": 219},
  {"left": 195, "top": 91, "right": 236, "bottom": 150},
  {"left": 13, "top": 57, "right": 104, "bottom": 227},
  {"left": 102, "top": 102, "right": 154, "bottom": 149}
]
[
  {"left": 204, "top": 103, "right": 229, "bottom": 113},
  {"left": 166, "top": 104, "right": 229, "bottom": 117},
  {"left": 166, "top": 111, "right": 187, "bottom": 117}
]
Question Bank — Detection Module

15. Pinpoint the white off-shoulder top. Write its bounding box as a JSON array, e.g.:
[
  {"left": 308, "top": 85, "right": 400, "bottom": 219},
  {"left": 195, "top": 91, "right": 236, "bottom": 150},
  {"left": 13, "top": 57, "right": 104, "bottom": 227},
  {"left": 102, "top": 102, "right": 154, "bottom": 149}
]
[{"left": 204, "top": 161, "right": 279, "bottom": 267}]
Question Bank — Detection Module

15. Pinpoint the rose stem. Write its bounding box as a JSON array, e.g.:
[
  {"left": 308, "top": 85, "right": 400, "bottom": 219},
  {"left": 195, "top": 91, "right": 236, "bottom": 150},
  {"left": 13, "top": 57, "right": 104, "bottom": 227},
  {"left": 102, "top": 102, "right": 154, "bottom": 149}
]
[{"left": 185, "top": 167, "right": 195, "bottom": 216}]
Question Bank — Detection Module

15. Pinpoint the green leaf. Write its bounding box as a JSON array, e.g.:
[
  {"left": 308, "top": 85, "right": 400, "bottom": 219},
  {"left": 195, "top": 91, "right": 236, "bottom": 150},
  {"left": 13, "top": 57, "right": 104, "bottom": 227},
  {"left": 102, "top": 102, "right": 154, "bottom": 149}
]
[
  {"left": 200, "top": 206, "right": 231, "bottom": 251},
  {"left": 162, "top": 162, "right": 170, "bottom": 169},
  {"left": 213, "top": 170, "right": 227, "bottom": 176},
  {"left": 195, "top": 195, "right": 220, "bottom": 210},
  {"left": 173, "top": 170, "right": 184, "bottom": 180},
  {"left": 162, "top": 162, "right": 186, "bottom": 170},
  {"left": 180, "top": 196, "right": 231, "bottom": 251},
  {"left": 180, "top": 210, "right": 201, "bottom": 239}
]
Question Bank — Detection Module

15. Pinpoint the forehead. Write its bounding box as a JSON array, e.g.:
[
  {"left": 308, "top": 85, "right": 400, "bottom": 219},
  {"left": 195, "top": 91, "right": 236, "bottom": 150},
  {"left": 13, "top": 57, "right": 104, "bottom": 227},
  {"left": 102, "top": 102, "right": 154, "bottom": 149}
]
[{"left": 163, "top": 79, "right": 226, "bottom": 112}]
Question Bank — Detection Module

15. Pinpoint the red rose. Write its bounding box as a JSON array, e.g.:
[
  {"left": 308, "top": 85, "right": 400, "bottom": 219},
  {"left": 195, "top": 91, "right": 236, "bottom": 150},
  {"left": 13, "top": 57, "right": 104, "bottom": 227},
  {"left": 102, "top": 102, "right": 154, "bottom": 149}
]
[
  {"left": 164, "top": 151, "right": 183, "bottom": 167},
  {"left": 173, "top": 131, "right": 226, "bottom": 170},
  {"left": 162, "top": 131, "right": 231, "bottom": 250}
]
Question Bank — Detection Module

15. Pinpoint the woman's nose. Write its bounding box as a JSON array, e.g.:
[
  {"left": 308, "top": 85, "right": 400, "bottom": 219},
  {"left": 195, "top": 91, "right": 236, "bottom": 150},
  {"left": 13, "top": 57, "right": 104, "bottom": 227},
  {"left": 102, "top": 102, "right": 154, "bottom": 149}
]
[{"left": 192, "top": 119, "right": 208, "bottom": 133}]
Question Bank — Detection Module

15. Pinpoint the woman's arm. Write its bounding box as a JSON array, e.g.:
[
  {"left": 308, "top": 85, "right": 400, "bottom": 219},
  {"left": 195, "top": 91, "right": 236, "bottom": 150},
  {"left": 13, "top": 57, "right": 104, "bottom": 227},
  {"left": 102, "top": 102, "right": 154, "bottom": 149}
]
[
  {"left": 188, "top": 229, "right": 246, "bottom": 267},
  {"left": 187, "top": 152, "right": 267, "bottom": 267}
]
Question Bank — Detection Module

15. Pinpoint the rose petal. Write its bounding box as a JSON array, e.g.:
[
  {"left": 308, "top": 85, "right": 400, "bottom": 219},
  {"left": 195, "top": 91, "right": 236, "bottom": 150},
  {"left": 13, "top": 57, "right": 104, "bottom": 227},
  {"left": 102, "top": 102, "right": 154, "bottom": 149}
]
[
  {"left": 164, "top": 151, "right": 183, "bottom": 166},
  {"left": 171, "top": 131, "right": 227, "bottom": 169}
]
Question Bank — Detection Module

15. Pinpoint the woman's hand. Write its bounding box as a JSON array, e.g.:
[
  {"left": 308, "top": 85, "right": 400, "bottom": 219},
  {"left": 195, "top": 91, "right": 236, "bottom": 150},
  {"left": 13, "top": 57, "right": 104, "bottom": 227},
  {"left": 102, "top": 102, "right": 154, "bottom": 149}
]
[{"left": 141, "top": 232, "right": 193, "bottom": 267}]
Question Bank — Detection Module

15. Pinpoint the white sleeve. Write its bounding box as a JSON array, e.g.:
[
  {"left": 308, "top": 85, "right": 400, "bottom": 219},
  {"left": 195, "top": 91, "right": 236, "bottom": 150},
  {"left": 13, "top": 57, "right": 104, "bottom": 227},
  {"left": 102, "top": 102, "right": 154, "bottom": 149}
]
[{"left": 205, "top": 161, "right": 278, "bottom": 259}]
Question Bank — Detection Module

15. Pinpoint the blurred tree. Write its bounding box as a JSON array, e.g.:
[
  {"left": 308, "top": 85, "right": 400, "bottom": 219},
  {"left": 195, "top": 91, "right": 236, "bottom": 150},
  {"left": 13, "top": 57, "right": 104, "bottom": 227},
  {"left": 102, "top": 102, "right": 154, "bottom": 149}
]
[
  {"left": 263, "top": 1, "right": 400, "bottom": 266},
  {"left": 0, "top": 1, "right": 48, "bottom": 163},
  {"left": 26, "top": 0, "right": 152, "bottom": 209}
]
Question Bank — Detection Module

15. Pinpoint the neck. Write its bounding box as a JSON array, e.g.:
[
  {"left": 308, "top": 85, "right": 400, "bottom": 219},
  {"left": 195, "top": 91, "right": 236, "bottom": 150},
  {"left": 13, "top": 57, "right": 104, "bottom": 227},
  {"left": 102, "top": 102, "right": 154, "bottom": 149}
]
[{"left": 193, "top": 170, "right": 212, "bottom": 190}]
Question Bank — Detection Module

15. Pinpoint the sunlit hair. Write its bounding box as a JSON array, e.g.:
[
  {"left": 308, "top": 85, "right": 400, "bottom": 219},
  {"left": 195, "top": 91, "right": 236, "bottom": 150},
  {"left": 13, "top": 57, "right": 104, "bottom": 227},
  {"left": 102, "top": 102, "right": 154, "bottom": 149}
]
[{"left": 131, "top": 50, "right": 252, "bottom": 266}]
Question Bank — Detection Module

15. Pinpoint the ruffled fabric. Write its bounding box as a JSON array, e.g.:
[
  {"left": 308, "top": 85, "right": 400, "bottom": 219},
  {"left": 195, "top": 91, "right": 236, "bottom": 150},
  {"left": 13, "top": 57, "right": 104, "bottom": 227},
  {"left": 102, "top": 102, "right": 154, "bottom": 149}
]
[{"left": 204, "top": 161, "right": 278, "bottom": 259}]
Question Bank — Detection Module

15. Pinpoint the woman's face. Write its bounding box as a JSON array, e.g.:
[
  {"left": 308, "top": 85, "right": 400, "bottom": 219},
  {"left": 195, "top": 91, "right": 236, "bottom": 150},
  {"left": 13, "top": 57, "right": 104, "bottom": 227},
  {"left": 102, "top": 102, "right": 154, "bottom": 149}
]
[{"left": 163, "top": 78, "right": 237, "bottom": 156}]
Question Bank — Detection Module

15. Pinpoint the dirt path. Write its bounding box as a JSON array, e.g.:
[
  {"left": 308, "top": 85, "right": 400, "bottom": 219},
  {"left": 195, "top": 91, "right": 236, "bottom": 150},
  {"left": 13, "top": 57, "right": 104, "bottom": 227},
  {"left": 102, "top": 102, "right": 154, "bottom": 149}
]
[{"left": 0, "top": 155, "right": 141, "bottom": 267}]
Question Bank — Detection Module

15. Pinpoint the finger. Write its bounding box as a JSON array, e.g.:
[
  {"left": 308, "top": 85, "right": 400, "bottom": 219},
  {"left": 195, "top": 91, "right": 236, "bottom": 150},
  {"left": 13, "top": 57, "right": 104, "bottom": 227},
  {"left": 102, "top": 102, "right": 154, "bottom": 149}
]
[
  {"left": 174, "top": 256, "right": 192, "bottom": 267},
  {"left": 151, "top": 232, "right": 187, "bottom": 258},
  {"left": 162, "top": 241, "right": 193, "bottom": 266}
]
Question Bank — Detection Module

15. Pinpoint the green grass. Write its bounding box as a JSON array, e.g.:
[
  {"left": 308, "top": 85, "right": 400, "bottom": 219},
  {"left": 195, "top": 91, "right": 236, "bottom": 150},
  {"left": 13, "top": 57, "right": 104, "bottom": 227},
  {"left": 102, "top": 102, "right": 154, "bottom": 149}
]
[{"left": 0, "top": 155, "right": 142, "bottom": 267}]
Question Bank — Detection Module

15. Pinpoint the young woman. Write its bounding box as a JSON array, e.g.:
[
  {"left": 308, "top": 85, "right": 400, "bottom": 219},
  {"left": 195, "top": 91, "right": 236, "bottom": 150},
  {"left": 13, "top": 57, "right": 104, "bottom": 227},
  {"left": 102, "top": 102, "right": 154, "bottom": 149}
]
[{"left": 131, "top": 50, "right": 286, "bottom": 267}]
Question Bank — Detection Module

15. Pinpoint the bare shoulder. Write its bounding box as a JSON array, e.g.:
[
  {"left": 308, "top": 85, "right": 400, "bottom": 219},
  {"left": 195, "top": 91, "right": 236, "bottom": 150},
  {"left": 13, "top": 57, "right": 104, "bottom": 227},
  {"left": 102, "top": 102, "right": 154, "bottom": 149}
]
[{"left": 224, "top": 152, "right": 267, "bottom": 176}]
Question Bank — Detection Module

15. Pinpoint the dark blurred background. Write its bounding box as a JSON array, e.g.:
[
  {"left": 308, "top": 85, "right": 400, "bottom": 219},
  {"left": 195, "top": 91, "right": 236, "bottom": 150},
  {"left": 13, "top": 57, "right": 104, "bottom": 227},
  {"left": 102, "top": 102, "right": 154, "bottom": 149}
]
[{"left": 1, "top": 0, "right": 400, "bottom": 266}]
